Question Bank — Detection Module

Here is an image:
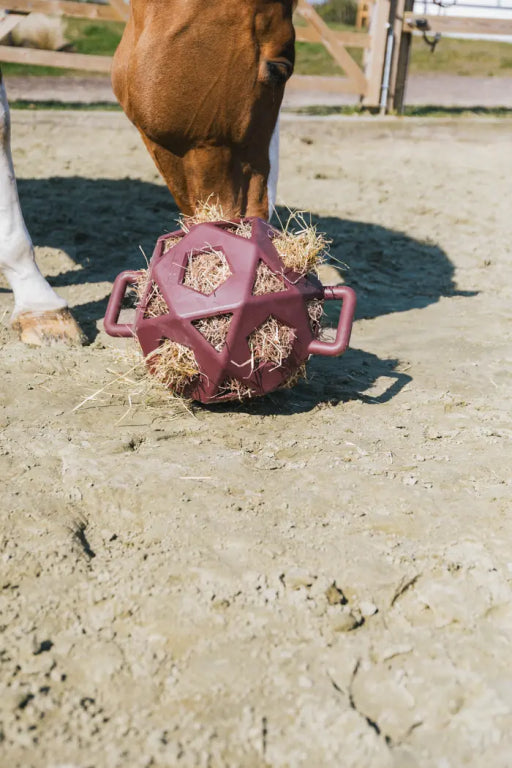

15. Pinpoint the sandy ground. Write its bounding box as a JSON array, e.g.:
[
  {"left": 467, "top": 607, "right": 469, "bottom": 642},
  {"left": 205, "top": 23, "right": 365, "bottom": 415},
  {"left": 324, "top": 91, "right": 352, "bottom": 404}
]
[
  {"left": 1, "top": 111, "right": 512, "bottom": 768},
  {"left": 4, "top": 72, "right": 512, "bottom": 108}
]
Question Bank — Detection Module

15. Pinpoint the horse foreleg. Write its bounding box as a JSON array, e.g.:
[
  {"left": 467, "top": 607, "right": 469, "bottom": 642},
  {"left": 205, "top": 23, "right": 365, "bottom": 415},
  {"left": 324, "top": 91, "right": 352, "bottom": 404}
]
[{"left": 0, "top": 77, "right": 85, "bottom": 345}]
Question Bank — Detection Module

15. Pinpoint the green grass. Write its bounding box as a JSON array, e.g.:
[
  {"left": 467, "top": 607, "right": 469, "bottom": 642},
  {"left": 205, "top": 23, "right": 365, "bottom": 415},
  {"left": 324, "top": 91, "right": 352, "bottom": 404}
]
[
  {"left": 0, "top": 64, "right": 79, "bottom": 76},
  {"left": 295, "top": 34, "right": 512, "bottom": 79},
  {"left": 295, "top": 41, "right": 363, "bottom": 76},
  {"left": 65, "top": 18, "right": 124, "bottom": 55},
  {"left": 9, "top": 99, "right": 121, "bottom": 110},
  {"left": 1, "top": 17, "right": 512, "bottom": 79},
  {"left": 409, "top": 36, "right": 512, "bottom": 77},
  {"left": 291, "top": 104, "right": 512, "bottom": 117}
]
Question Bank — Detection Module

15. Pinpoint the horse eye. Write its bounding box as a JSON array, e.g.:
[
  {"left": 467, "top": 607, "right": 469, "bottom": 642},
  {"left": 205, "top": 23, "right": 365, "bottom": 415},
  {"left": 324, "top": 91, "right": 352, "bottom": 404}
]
[{"left": 263, "top": 60, "right": 293, "bottom": 85}]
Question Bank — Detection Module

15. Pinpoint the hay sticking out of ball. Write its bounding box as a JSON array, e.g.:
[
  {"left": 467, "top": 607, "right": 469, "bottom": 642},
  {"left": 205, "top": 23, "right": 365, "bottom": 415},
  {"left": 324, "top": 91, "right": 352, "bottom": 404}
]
[
  {"left": 163, "top": 236, "right": 182, "bottom": 253},
  {"left": 183, "top": 249, "right": 231, "bottom": 295},
  {"left": 281, "top": 363, "right": 308, "bottom": 390},
  {"left": 231, "top": 221, "right": 253, "bottom": 239},
  {"left": 179, "top": 200, "right": 253, "bottom": 240},
  {"left": 218, "top": 378, "right": 253, "bottom": 400},
  {"left": 179, "top": 199, "right": 227, "bottom": 232},
  {"left": 183, "top": 202, "right": 329, "bottom": 276},
  {"left": 273, "top": 212, "right": 328, "bottom": 276},
  {"left": 192, "top": 314, "right": 233, "bottom": 352},
  {"left": 134, "top": 270, "right": 169, "bottom": 319},
  {"left": 253, "top": 261, "right": 286, "bottom": 296},
  {"left": 249, "top": 316, "right": 296, "bottom": 368},
  {"left": 307, "top": 298, "right": 324, "bottom": 334},
  {"left": 146, "top": 340, "right": 200, "bottom": 395}
]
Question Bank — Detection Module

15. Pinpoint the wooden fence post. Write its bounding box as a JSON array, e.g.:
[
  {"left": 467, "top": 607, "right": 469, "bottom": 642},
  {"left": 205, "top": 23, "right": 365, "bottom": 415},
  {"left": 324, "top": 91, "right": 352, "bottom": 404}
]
[
  {"left": 388, "top": 0, "right": 414, "bottom": 112},
  {"left": 362, "top": 0, "right": 390, "bottom": 109}
]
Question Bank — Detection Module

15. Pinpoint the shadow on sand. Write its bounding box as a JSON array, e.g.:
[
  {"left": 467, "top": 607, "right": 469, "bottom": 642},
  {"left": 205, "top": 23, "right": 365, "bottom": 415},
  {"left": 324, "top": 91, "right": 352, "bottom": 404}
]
[{"left": 9, "top": 176, "right": 474, "bottom": 412}]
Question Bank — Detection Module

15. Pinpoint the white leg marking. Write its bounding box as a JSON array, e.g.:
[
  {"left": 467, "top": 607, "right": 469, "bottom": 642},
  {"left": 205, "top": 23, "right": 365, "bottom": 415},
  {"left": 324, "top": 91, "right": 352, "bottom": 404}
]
[
  {"left": 0, "top": 79, "right": 67, "bottom": 317},
  {"left": 267, "top": 115, "right": 280, "bottom": 220}
]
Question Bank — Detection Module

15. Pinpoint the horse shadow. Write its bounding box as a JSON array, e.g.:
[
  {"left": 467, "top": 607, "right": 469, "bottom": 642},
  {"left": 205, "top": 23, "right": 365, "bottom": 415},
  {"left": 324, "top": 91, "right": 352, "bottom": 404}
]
[{"left": 10, "top": 176, "right": 472, "bottom": 413}]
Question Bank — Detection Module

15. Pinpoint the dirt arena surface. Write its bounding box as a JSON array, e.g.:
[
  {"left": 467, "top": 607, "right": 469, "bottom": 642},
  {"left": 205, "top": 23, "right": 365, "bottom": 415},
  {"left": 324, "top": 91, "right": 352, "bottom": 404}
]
[{"left": 1, "top": 111, "right": 511, "bottom": 767}]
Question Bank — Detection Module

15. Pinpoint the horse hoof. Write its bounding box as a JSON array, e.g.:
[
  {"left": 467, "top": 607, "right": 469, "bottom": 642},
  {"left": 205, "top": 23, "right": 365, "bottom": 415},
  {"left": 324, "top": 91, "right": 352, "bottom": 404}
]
[{"left": 12, "top": 308, "right": 88, "bottom": 347}]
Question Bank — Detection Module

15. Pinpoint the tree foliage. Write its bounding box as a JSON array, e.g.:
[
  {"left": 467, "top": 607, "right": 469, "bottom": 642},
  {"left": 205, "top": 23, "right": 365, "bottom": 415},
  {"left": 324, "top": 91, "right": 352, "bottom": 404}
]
[{"left": 315, "top": 0, "right": 358, "bottom": 27}]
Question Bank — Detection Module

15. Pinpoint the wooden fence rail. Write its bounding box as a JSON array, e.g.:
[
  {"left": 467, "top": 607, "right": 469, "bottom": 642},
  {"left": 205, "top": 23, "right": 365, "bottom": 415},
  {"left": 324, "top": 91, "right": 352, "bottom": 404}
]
[
  {"left": 0, "top": 0, "right": 385, "bottom": 103},
  {"left": 1, "top": 0, "right": 127, "bottom": 21},
  {"left": 404, "top": 13, "right": 512, "bottom": 37}
]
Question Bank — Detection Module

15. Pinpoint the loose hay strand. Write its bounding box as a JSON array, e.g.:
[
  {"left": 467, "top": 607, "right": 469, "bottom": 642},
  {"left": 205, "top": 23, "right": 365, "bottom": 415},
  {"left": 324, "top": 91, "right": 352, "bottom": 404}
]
[
  {"left": 72, "top": 345, "right": 197, "bottom": 419},
  {"left": 72, "top": 359, "right": 144, "bottom": 413}
]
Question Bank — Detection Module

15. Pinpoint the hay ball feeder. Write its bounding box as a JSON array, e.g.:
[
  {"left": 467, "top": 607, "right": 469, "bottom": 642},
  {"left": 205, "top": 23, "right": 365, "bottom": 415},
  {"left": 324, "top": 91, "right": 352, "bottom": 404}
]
[{"left": 104, "top": 218, "right": 356, "bottom": 404}]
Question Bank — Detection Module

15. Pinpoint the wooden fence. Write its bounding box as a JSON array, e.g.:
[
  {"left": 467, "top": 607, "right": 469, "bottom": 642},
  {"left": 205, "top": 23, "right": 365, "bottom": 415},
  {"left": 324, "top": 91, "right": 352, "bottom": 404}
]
[
  {"left": 1, "top": 0, "right": 511, "bottom": 113},
  {"left": 0, "top": 0, "right": 391, "bottom": 106}
]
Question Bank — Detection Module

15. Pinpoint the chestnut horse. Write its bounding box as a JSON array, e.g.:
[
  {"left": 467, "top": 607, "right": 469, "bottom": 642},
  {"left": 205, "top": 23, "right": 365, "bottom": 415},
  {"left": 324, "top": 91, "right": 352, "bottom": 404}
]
[{"left": 0, "top": 0, "right": 296, "bottom": 345}]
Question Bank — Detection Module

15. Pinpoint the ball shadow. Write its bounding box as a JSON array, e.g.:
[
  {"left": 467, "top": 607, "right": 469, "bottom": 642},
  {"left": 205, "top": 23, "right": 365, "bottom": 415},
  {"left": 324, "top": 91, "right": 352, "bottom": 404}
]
[
  {"left": 202, "top": 347, "right": 412, "bottom": 416},
  {"left": 276, "top": 208, "right": 475, "bottom": 322},
  {"left": 13, "top": 177, "right": 468, "bottom": 411}
]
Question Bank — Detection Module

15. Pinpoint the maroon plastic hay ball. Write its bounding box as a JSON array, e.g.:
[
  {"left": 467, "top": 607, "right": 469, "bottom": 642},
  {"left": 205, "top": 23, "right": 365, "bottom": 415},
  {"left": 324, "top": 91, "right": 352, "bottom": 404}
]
[{"left": 103, "top": 218, "right": 356, "bottom": 404}]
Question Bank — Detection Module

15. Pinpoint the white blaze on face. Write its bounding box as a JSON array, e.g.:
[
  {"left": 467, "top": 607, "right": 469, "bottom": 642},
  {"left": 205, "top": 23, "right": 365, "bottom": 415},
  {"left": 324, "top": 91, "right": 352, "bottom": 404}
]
[
  {"left": 267, "top": 115, "right": 280, "bottom": 220},
  {"left": 0, "top": 78, "right": 66, "bottom": 317}
]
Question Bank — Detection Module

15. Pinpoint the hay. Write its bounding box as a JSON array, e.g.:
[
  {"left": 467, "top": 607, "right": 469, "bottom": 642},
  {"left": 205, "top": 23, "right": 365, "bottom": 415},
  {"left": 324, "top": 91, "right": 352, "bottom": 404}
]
[
  {"left": 146, "top": 340, "right": 200, "bottom": 395},
  {"left": 248, "top": 317, "right": 296, "bottom": 368},
  {"left": 134, "top": 270, "right": 234, "bottom": 392},
  {"left": 135, "top": 270, "right": 169, "bottom": 318},
  {"left": 253, "top": 261, "right": 286, "bottom": 296},
  {"left": 181, "top": 202, "right": 329, "bottom": 278},
  {"left": 280, "top": 363, "right": 307, "bottom": 390},
  {"left": 163, "top": 236, "right": 181, "bottom": 253},
  {"left": 231, "top": 221, "right": 253, "bottom": 239},
  {"left": 183, "top": 249, "right": 231, "bottom": 295},
  {"left": 218, "top": 378, "right": 253, "bottom": 400},
  {"left": 307, "top": 298, "right": 324, "bottom": 334},
  {"left": 273, "top": 212, "right": 328, "bottom": 276},
  {"left": 179, "top": 200, "right": 253, "bottom": 240},
  {"left": 193, "top": 314, "right": 233, "bottom": 351},
  {"left": 179, "top": 199, "right": 227, "bottom": 232}
]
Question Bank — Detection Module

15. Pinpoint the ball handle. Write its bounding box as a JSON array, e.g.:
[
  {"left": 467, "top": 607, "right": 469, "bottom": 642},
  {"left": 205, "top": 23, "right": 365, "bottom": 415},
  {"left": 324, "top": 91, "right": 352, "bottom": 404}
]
[
  {"left": 103, "top": 271, "right": 140, "bottom": 338},
  {"left": 307, "top": 285, "right": 357, "bottom": 357}
]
